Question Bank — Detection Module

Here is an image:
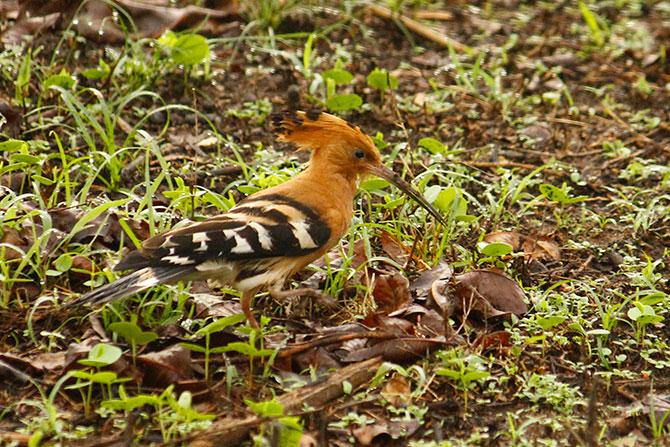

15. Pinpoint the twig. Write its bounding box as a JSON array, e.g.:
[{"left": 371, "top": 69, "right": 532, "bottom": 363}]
[
  {"left": 277, "top": 331, "right": 397, "bottom": 359},
  {"left": 367, "top": 4, "right": 469, "bottom": 52}
]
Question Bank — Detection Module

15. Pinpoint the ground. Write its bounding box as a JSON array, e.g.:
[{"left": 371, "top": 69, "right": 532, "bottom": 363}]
[{"left": 0, "top": 1, "right": 669, "bottom": 446}]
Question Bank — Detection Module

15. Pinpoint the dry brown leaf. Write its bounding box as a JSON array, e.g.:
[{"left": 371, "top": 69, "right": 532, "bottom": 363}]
[
  {"left": 0, "top": 227, "right": 28, "bottom": 260},
  {"left": 410, "top": 261, "right": 453, "bottom": 300},
  {"left": 454, "top": 270, "right": 528, "bottom": 317},
  {"left": 3, "top": 0, "right": 239, "bottom": 44},
  {"left": 292, "top": 347, "right": 341, "bottom": 372},
  {"left": 373, "top": 272, "right": 411, "bottom": 314},
  {"left": 473, "top": 331, "right": 512, "bottom": 356},
  {"left": 361, "top": 314, "right": 415, "bottom": 335},
  {"left": 137, "top": 344, "right": 192, "bottom": 387},
  {"left": 381, "top": 374, "right": 411, "bottom": 406},
  {"left": 28, "top": 351, "right": 67, "bottom": 372},
  {"left": 341, "top": 337, "right": 444, "bottom": 363},
  {"left": 379, "top": 229, "right": 410, "bottom": 265},
  {"left": 523, "top": 236, "right": 561, "bottom": 261}
]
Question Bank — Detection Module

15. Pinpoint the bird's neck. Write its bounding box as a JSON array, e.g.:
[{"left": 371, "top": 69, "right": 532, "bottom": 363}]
[{"left": 301, "top": 160, "right": 359, "bottom": 198}]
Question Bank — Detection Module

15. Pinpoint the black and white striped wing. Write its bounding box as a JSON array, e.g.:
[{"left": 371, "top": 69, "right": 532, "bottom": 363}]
[{"left": 115, "top": 194, "right": 331, "bottom": 271}]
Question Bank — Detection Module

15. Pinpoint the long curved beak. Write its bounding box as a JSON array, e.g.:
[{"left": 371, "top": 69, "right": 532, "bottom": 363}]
[{"left": 369, "top": 165, "right": 447, "bottom": 227}]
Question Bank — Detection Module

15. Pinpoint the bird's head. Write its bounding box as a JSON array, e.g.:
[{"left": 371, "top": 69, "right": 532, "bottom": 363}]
[{"left": 272, "top": 110, "right": 447, "bottom": 226}]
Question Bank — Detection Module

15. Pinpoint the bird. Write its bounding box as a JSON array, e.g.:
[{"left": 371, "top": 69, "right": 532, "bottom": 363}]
[{"left": 66, "top": 110, "right": 447, "bottom": 328}]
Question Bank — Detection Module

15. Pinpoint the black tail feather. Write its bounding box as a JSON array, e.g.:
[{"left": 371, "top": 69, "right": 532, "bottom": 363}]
[{"left": 65, "top": 266, "right": 195, "bottom": 308}]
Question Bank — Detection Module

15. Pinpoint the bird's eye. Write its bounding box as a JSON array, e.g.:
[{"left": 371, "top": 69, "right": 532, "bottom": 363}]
[{"left": 354, "top": 149, "right": 365, "bottom": 159}]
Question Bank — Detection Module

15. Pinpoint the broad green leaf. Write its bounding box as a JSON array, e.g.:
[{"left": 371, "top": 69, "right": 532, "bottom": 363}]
[
  {"left": 323, "top": 68, "right": 353, "bottom": 85},
  {"left": 463, "top": 371, "right": 490, "bottom": 383},
  {"left": 54, "top": 253, "right": 73, "bottom": 272},
  {"left": 360, "top": 177, "right": 391, "bottom": 192},
  {"left": 43, "top": 70, "right": 76, "bottom": 90},
  {"left": 78, "top": 343, "right": 123, "bottom": 367},
  {"left": 435, "top": 368, "right": 461, "bottom": 379},
  {"left": 536, "top": 315, "right": 566, "bottom": 330},
  {"left": 418, "top": 137, "right": 446, "bottom": 155},
  {"left": 89, "top": 371, "right": 118, "bottom": 384},
  {"left": 245, "top": 399, "right": 284, "bottom": 418},
  {"left": 0, "top": 139, "right": 28, "bottom": 152},
  {"left": 109, "top": 321, "right": 158, "bottom": 345},
  {"left": 539, "top": 184, "right": 569, "bottom": 203},
  {"left": 82, "top": 68, "right": 108, "bottom": 79},
  {"left": 83, "top": 60, "right": 110, "bottom": 79},
  {"left": 434, "top": 187, "right": 468, "bottom": 216},
  {"left": 180, "top": 342, "right": 206, "bottom": 353},
  {"left": 170, "top": 33, "right": 210, "bottom": 66},
  {"left": 32, "top": 174, "right": 55, "bottom": 185},
  {"left": 367, "top": 67, "right": 398, "bottom": 91},
  {"left": 10, "top": 153, "right": 41, "bottom": 164},
  {"left": 195, "top": 313, "right": 246, "bottom": 336},
  {"left": 326, "top": 93, "right": 362, "bottom": 112},
  {"left": 102, "top": 394, "right": 159, "bottom": 411},
  {"left": 539, "top": 184, "right": 587, "bottom": 204},
  {"left": 479, "top": 242, "right": 513, "bottom": 257}
]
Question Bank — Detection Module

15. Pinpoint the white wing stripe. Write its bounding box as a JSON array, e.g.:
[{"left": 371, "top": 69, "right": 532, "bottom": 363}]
[
  {"left": 231, "top": 234, "right": 253, "bottom": 254},
  {"left": 192, "top": 233, "right": 210, "bottom": 243},
  {"left": 290, "top": 221, "right": 318, "bottom": 249},
  {"left": 247, "top": 222, "right": 273, "bottom": 250},
  {"left": 161, "top": 255, "right": 195, "bottom": 265}
]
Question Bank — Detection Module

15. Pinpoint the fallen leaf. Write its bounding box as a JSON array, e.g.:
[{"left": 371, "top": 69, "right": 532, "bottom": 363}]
[
  {"left": 430, "top": 271, "right": 453, "bottom": 315},
  {"left": 3, "top": 0, "right": 240, "bottom": 44},
  {"left": 454, "top": 270, "right": 528, "bottom": 317},
  {"left": 341, "top": 337, "right": 444, "bottom": 363},
  {"left": 28, "top": 351, "right": 67, "bottom": 372},
  {"left": 373, "top": 273, "right": 411, "bottom": 314},
  {"left": 1, "top": 11, "right": 61, "bottom": 44},
  {"left": 293, "top": 347, "right": 341, "bottom": 372},
  {"left": 0, "top": 227, "right": 28, "bottom": 260},
  {"left": 137, "top": 344, "right": 193, "bottom": 387},
  {"left": 519, "top": 124, "right": 553, "bottom": 143},
  {"left": 381, "top": 374, "right": 411, "bottom": 406},
  {"left": 473, "top": 331, "right": 512, "bottom": 355},
  {"left": 361, "top": 314, "right": 415, "bottom": 335},
  {"left": 379, "top": 229, "right": 410, "bottom": 265},
  {"left": 415, "top": 309, "right": 447, "bottom": 338},
  {"left": 523, "top": 236, "right": 561, "bottom": 261},
  {"left": 410, "top": 261, "right": 453, "bottom": 300}
]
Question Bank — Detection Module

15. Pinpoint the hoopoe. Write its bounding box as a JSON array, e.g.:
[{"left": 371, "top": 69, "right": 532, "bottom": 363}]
[{"left": 66, "top": 111, "right": 447, "bottom": 328}]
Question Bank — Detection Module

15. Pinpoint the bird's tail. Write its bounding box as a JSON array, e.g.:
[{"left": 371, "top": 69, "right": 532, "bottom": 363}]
[{"left": 65, "top": 266, "right": 195, "bottom": 308}]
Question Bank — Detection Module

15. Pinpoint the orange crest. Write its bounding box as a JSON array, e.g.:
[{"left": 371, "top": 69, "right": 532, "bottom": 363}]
[{"left": 271, "top": 110, "right": 374, "bottom": 152}]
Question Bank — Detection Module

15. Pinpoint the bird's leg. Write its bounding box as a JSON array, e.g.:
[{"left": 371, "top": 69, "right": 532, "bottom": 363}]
[
  {"left": 241, "top": 289, "right": 260, "bottom": 329},
  {"left": 269, "top": 286, "right": 338, "bottom": 310}
]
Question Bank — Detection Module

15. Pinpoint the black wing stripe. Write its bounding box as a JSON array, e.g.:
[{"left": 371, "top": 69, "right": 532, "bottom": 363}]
[
  {"left": 240, "top": 194, "right": 323, "bottom": 222},
  {"left": 232, "top": 205, "right": 290, "bottom": 224}
]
